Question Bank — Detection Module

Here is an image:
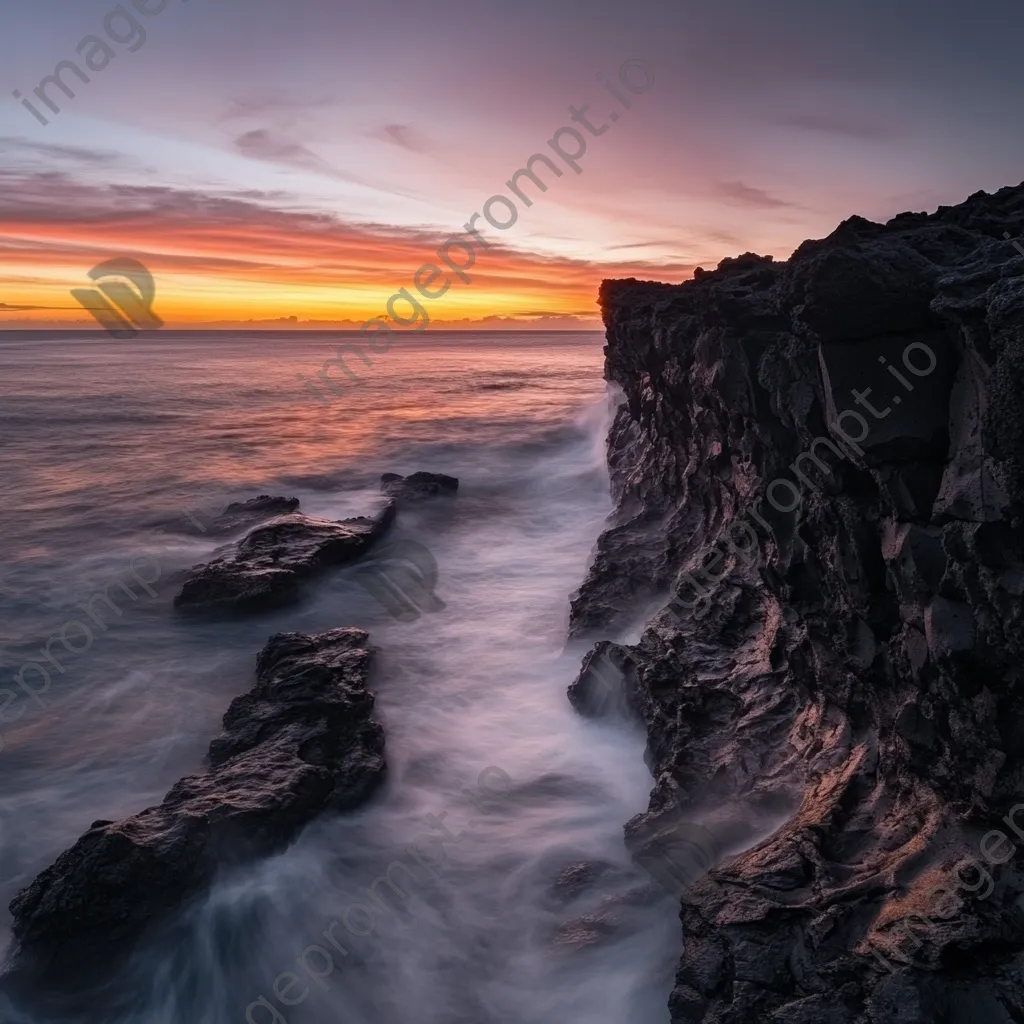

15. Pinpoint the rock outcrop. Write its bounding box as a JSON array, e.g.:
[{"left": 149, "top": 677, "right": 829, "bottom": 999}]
[
  {"left": 162, "top": 493, "right": 300, "bottom": 537},
  {"left": 208, "top": 494, "right": 301, "bottom": 533},
  {"left": 174, "top": 473, "right": 459, "bottom": 613},
  {"left": 174, "top": 502, "right": 397, "bottom": 612},
  {"left": 572, "top": 183, "right": 1024, "bottom": 1022},
  {"left": 6, "top": 628, "right": 385, "bottom": 986},
  {"left": 380, "top": 471, "right": 459, "bottom": 503}
]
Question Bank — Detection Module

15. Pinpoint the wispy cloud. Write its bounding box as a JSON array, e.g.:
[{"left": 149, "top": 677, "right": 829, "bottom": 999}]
[
  {"left": 220, "top": 96, "right": 336, "bottom": 123},
  {"left": 699, "top": 229, "right": 744, "bottom": 248},
  {"left": 713, "top": 180, "right": 795, "bottom": 209},
  {"left": 604, "top": 239, "right": 681, "bottom": 251},
  {"left": 776, "top": 111, "right": 903, "bottom": 141},
  {"left": 0, "top": 173, "right": 690, "bottom": 324},
  {"left": 233, "top": 129, "right": 338, "bottom": 175},
  {"left": 517, "top": 309, "right": 595, "bottom": 317},
  {"left": 0, "top": 301, "right": 74, "bottom": 312},
  {"left": 0, "top": 137, "right": 123, "bottom": 166},
  {"left": 232, "top": 128, "right": 388, "bottom": 190},
  {"left": 376, "top": 123, "right": 427, "bottom": 153}
]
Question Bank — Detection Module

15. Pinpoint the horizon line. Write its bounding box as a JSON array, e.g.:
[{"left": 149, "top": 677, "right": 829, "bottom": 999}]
[{"left": 0, "top": 327, "right": 607, "bottom": 335}]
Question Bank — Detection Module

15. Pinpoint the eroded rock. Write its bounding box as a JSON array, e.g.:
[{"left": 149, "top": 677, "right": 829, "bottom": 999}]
[
  {"left": 174, "top": 502, "right": 396, "bottom": 612},
  {"left": 6, "top": 628, "right": 385, "bottom": 984},
  {"left": 571, "top": 182, "right": 1024, "bottom": 1021}
]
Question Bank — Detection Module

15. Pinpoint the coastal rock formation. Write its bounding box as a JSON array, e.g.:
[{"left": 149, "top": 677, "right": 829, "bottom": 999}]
[
  {"left": 6, "top": 628, "right": 385, "bottom": 984},
  {"left": 572, "top": 183, "right": 1024, "bottom": 1022},
  {"left": 174, "top": 473, "right": 460, "bottom": 612},
  {"left": 208, "top": 494, "right": 301, "bottom": 533},
  {"left": 174, "top": 501, "right": 397, "bottom": 612},
  {"left": 163, "top": 493, "right": 300, "bottom": 537},
  {"left": 380, "top": 471, "right": 459, "bottom": 503}
]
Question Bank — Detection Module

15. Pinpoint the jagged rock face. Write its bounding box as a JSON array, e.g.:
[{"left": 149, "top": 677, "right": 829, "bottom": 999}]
[
  {"left": 6, "top": 628, "right": 385, "bottom": 987},
  {"left": 572, "top": 184, "right": 1024, "bottom": 1022},
  {"left": 174, "top": 502, "right": 397, "bottom": 611}
]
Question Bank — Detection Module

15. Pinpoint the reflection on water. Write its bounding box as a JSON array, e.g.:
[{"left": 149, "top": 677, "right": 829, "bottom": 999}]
[{"left": 0, "top": 332, "right": 680, "bottom": 1023}]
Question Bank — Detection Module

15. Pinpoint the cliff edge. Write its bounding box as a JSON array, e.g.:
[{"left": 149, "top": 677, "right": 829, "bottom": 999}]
[{"left": 574, "top": 183, "right": 1024, "bottom": 1022}]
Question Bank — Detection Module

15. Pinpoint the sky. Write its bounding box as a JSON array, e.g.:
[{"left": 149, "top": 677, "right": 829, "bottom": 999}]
[{"left": 2, "top": 0, "right": 1023, "bottom": 328}]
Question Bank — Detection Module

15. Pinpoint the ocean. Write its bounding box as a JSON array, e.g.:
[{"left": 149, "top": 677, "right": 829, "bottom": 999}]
[{"left": 0, "top": 330, "right": 678, "bottom": 1023}]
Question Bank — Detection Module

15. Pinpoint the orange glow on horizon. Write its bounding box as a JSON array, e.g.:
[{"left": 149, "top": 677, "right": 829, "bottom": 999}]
[{"left": 0, "top": 187, "right": 694, "bottom": 327}]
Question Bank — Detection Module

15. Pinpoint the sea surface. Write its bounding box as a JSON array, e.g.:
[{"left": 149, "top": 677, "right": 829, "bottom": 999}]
[{"left": 0, "top": 331, "right": 678, "bottom": 1023}]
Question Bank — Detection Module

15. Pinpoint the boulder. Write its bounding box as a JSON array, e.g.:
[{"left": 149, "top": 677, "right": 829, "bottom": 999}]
[
  {"left": 6, "top": 628, "right": 386, "bottom": 984},
  {"left": 174, "top": 502, "right": 396, "bottom": 612}
]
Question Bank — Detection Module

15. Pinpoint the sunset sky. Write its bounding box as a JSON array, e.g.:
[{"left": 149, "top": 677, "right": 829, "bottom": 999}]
[{"left": 2, "top": 0, "right": 1023, "bottom": 328}]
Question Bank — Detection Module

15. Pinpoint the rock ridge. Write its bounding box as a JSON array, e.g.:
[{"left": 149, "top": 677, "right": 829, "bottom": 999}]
[{"left": 5, "top": 627, "right": 386, "bottom": 988}]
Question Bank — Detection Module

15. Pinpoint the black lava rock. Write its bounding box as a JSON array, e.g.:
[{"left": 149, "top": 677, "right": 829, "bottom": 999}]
[
  {"left": 7, "top": 628, "right": 386, "bottom": 985},
  {"left": 571, "top": 182, "right": 1024, "bottom": 1022}
]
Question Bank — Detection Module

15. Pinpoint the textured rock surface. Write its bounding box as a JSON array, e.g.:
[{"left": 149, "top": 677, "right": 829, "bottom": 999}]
[
  {"left": 209, "top": 494, "right": 301, "bottom": 533},
  {"left": 380, "top": 471, "right": 459, "bottom": 503},
  {"left": 572, "top": 183, "right": 1024, "bottom": 1022},
  {"left": 163, "top": 493, "right": 300, "bottom": 537},
  {"left": 174, "top": 501, "right": 397, "bottom": 611},
  {"left": 6, "top": 628, "right": 385, "bottom": 983}
]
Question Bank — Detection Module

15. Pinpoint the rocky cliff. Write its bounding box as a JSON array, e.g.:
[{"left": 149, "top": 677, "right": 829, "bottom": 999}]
[{"left": 571, "top": 183, "right": 1024, "bottom": 1022}]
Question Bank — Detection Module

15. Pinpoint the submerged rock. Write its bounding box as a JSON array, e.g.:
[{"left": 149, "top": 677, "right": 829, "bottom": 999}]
[
  {"left": 549, "top": 860, "right": 618, "bottom": 903},
  {"left": 380, "top": 471, "right": 459, "bottom": 503},
  {"left": 572, "top": 182, "right": 1024, "bottom": 1021},
  {"left": 550, "top": 883, "right": 664, "bottom": 952},
  {"left": 174, "top": 501, "right": 397, "bottom": 612},
  {"left": 550, "top": 909, "right": 622, "bottom": 951},
  {"left": 6, "top": 628, "right": 385, "bottom": 984}
]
